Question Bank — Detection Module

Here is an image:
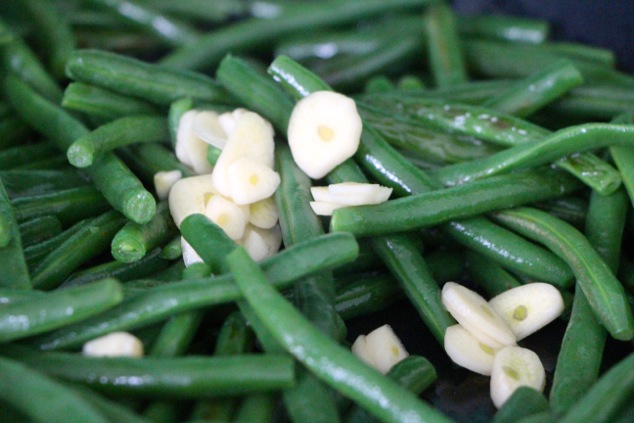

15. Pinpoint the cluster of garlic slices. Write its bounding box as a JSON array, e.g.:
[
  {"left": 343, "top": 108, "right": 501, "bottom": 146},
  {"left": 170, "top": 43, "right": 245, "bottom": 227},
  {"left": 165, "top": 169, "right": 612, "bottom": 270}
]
[
  {"left": 163, "top": 108, "right": 282, "bottom": 264},
  {"left": 442, "top": 282, "right": 564, "bottom": 408},
  {"left": 156, "top": 91, "right": 393, "bottom": 264}
]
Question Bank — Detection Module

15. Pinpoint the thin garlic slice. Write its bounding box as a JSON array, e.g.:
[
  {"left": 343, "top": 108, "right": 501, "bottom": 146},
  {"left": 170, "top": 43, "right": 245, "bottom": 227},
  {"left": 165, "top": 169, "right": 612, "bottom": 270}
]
[{"left": 490, "top": 346, "right": 546, "bottom": 408}]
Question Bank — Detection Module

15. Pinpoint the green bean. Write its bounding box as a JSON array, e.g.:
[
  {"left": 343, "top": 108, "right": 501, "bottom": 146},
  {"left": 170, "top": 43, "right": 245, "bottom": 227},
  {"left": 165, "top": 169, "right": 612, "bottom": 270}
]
[
  {"left": 69, "top": 383, "right": 153, "bottom": 423},
  {"left": 346, "top": 355, "right": 437, "bottom": 423},
  {"left": 425, "top": 3, "right": 467, "bottom": 87},
  {"left": 0, "top": 177, "right": 30, "bottom": 289},
  {"left": 335, "top": 273, "right": 403, "bottom": 320},
  {"left": 0, "top": 18, "right": 62, "bottom": 102},
  {"left": 159, "top": 235, "right": 182, "bottom": 260},
  {"left": 81, "top": 0, "right": 200, "bottom": 46},
  {"left": 180, "top": 213, "right": 237, "bottom": 274},
  {"left": 111, "top": 202, "right": 177, "bottom": 263},
  {"left": 483, "top": 59, "right": 584, "bottom": 118},
  {"left": 433, "top": 123, "right": 634, "bottom": 186},
  {"left": 491, "top": 387, "right": 549, "bottom": 423},
  {"left": 311, "top": 37, "right": 423, "bottom": 92},
  {"left": 23, "top": 217, "right": 93, "bottom": 269},
  {"left": 65, "top": 49, "right": 232, "bottom": 106},
  {"left": 610, "top": 114, "right": 634, "bottom": 205},
  {"left": 370, "top": 235, "right": 456, "bottom": 344},
  {"left": 466, "top": 250, "right": 522, "bottom": 297},
  {"left": 216, "top": 55, "right": 295, "bottom": 133},
  {"left": 18, "top": 215, "right": 62, "bottom": 247},
  {"left": 492, "top": 207, "right": 634, "bottom": 340},
  {"left": 0, "top": 288, "right": 44, "bottom": 306},
  {"left": 360, "top": 106, "right": 501, "bottom": 166},
  {"left": 0, "top": 355, "right": 109, "bottom": 423},
  {"left": 61, "top": 248, "right": 170, "bottom": 288},
  {"left": 137, "top": 0, "right": 245, "bottom": 23},
  {"left": 559, "top": 352, "right": 634, "bottom": 423},
  {"left": 67, "top": 114, "right": 169, "bottom": 168},
  {"left": 30, "top": 232, "right": 358, "bottom": 350},
  {"left": 189, "top": 311, "right": 254, "bottom": 421},
  {"left": 0, "top": 278, "right": 123, "bottom": 343},
  {"left": 542, "top": 42, "right": 617, "bottom": 67},
  {"left": 535, "top": 195, "right": 588, "bottom": 229},
  {"left": 160, "top": 0, "right": 439, "bottom": 70},
  {"left": 12, "top": 185, "right": 110, "bottom": 227},
  {"left": 4, "top": 75, "right": 157, "bottom": 224},
  {"left": 234, "top": 394, "right": 276, "bottom": 423},
  {"left": 463, "top": 39, "right": 634, "bottom": 88},
  {"left": 31, "top": 210, "right": 127, "bottom": 290},
  {"left": 331, "top": 167, "right": 581, "bottom": 237},
  {"left": 228, "top": 247, "right": 452, "bottom": 423},
  {"left": 0, "top": 142, "right": 59, "bottom": 170},
  {"left": 62, "top": 82, "right": 160, "bottom": 122},
  {"left": 0, "top": 115, "right": 31, "bottom": 150},
  {"left": 0, "top": 169, "right": 88, "bottom": 199},
  {"left": 19, "top": 0, "right": 76, "bottom": 79},
  {"left": 456, "top": 14, "right": 549, "bottom": 44},
  {"left": 2, "top": 345, "right": 295, "bottom": 399}
]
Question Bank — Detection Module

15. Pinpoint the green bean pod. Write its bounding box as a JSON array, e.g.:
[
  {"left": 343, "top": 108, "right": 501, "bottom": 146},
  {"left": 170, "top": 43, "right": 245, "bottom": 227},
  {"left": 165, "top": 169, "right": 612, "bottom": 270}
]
[
  {"left": 216, "top": 55, "right": 295, "bottom": 134},
  {"left": 65, "top": 49, "right": 232, "bottom": 106},
  {"left": 0, "top": 115, "right": 31, "bottom": 150},
  {"left": 331, "top": 167, "right": 581, "bottom": 237},
  {"left": 31, "top": 210, "right": 127, "bottom": 290},
  {"left": 2, "top": 346, "right": 294, "bottom": 399},
  {"left": 483, "top": 59, "right": 584, "bottom": 118},
  {"left": 228, "top": 247, "right": 452, "bottom": 423},
  {"left": 67, "top": 115, "right": 169, "bottom": 168},
  {"left": 0, "top": 178, "right": 30, "bottom": 289},
  {"left": 0, "top": 355, "right": 109, "bottom": 423},
  {"left": 111, "top": 202, "right": 177, "bottom": 263},
  {"left": 4, "top": 75, "right": 157, "bottom": 224},
  {"left": 117, "top": 143, "right": 194, "bottom": 186},
  {"left": 82, "top": 0, "right": 200, "bottom": 47},
  {"left": 433, "top": 123, "right": 634, "bottom": 186},
  {"left": 346, "top": 355, "right": 437, "bottom": 423},
  {"left": 491, "top": 387, "right": 549, "bottom": 423},
  {"left": 457, "top": 14, "right": 549, "bottom": 44},
  {"left": 62, "top": 82, "right": 160, "bottom": 122},
  {"left": 61, "top": 248, "right": 170, "bottom": 288},
  {"left": 31, "top": 232, "right": 358, "bottom": 350},
  {"left": 234, "top": 394, "right": 276, "bottom": 423},
  {"left": 12, "top": 186, "right": 110, "bottom": 227},
  {"left": 18, "top": 215, "right": 62, "bottom": 247},
  {"left": 335, "top": 273, "right": 404, "bottom": 321},
  {"left": 19, "top": 0, "right": 77, "bottom": 79},
  {"left": 466, "top": 250, "right": 522, "bottom": 297},
  {"left": 0, "top": 169, "right": 88, "bottom": 200},
  {"left": 424, "top": 3, "right": 467, "bottom": 87},
  {"left": 492, "top": 207, "right": 634, "bottom": 340},
  {"left": 160, "top": 0, "right": 442, "bottom": 70},
  {"left": 179, "top": 213, "right": 238, "bottom": 274},
  {"left": 559, "top": 352, "right": 634, "bottom": 423},
  {"left": 0, "top": 142, "right": 60, "bottom": 170},
  {"left": 0, "top": 18, "right": 62, "bottom": 102},
  {"left": 0, "top": 278, "right": 123, "bottom": 343}
]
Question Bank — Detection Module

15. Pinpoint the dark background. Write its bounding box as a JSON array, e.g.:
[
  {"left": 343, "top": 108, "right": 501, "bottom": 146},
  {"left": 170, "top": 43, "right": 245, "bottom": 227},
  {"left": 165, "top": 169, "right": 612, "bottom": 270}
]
[{"left": 452, "top": 0, "right": 634, "bottom": 72}]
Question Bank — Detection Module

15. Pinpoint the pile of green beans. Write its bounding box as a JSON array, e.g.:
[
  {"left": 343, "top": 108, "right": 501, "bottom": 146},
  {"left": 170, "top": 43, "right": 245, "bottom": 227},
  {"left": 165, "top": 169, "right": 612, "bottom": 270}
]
[{"left": 1, "top": 1, "right": 633, "bottom": 422}]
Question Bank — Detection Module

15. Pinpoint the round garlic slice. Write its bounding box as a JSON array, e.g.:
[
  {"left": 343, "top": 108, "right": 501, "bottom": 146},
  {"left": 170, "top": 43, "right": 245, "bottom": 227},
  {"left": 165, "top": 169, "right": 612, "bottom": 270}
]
[
  {"left": 241, "top": 224, "right": 282, "bottom": 262},
  {"left": 490, "top": 346, "right": 546, "bottom": 408},
  {"left": 489, "top": 283, "right": 564, "bottom": 340},
  {"left": 204, "top": 194, "right": 248, "bottom": 240},
  {"left": 287, "top": 91, "right": 362, "bottom": 179},
  {"left": 442, "top": 282, "right": 516, "bottom": 347},
  {"left": 363, "top": 324, "right": 409, "bottom": 374},
  {"left": 227, "top": 157, "right": 281, "bottom": 205},
  {"left": 249, "top": 197, "right": 279, "bottom": 229},
  {"left": 168, "top": 174, "right": 215, "bottom": 227}
]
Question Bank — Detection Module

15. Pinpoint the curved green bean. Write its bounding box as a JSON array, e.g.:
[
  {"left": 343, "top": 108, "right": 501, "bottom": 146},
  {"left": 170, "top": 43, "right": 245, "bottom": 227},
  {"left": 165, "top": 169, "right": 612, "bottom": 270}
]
[
  {"left": 228, "top": 247, "right": 452, "bottom": 423},
  {"left": 425, "top": 3, "right": 467, "bottom": 87},
  {"left": 492, "top": 207, "right": 634, "bottom": 340},
  {"left": 0, "top": 178, "right": 30, "bottom": 289}
]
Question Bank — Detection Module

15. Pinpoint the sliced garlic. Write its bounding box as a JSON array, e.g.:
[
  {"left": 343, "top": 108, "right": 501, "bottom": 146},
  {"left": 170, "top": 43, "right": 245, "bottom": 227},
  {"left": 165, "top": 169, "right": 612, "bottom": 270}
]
[
  {"left": 489, "top": 283, "right": 564, "bottom": 341},
  {"left": 212, "top": 111, "right": 275, "bottom": 198},
  {"left": 192, "top": 109, "right": 227, "bottom": 149},
  {"left": 442, "top": 282, "right": 516, "bottom": 347},
  {"left": 168, "top": 174, "right": 215, "bottom": 227},
  {"left": 181, "top": 236, "right": 204, "bottom": 267},
  {"left": 249, "top": 197, "right": 279, "bottom": 229},
  {"left": 325, "top": 182, "right": 392, "bottom": 205},
  {"left": 175, "top": 110, "right": 213, "bottom": 174},
  {"left": 364, "top": 324, "right": 409, "bottom": 374},
  {"left": 241, "top": 224, "right": 282, "bottom": 261},
  {"left": 309, "top": 201, "right": 341, "bottom": 216},
  {"left": 227, "top": 157, "right": 281, "bottom": 205},
  {"left": 351, "top": 335, "right": 374, "bottom": 366},
  {"left": 204, "top": 194, "right": 248, "bottom": 240},
  {"left": 82, "top": 332, "right": 144, "bottom": 357},
  {"left": 154, "top": 169, "right": 182, "bottom": 200},
  {"left": 287, "top": 91, "right": 362, "bottom": 179},
  {"left": 490, "top": 346, "right": 546, "bottom": 408},
  {"left": 444, "top": 324, "right": 500, "bottom": 376}
]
